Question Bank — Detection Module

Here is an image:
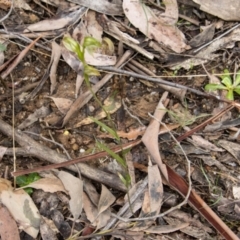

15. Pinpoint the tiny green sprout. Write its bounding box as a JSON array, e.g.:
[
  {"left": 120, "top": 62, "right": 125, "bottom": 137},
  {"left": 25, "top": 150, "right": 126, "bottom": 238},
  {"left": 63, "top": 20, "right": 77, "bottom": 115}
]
[
  {"left": 205, "top": 69, "right": 240, "bottom": 100},
  {"left": 16, "top": 173, "right": 41, "bottom": 194}
]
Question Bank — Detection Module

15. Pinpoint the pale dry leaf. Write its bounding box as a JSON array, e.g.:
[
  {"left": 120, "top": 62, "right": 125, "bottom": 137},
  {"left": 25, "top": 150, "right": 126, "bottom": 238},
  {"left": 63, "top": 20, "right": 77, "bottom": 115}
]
[
  {"left": 58, "top": 171, "right": 83, "bottom": 220},
  {"left": 50, "top": 42, "right": 62, "bottom": 94},
  {"left": 24, "top": 7, "right": 87, "bottom": 32},
  {"left": 82, "top": 192, "right": 98, "bottom": 225},
  {"left": 68, "top": 0, "right": 123, "bottom": 15},
  {"left": 166, "top": 209, "right": 213, "bottom": 234},
  {"left": 173, "top": 28, "right": 240, "bottom": 70},
  {"left": 75, "top": 74, "right": 84, "bottom": 98},
  {"left": 96, "top": 208, "right": 112, "bottom": 230},
  {"left": 84, "top": 10, "right": 103, "bottom": 42},
  {"left": 26, "top": 178, "right": 67, "bottom": 194},
  {"left": 123, "top": 0, "right": 189, "bottom": 53},
  {"left": 142, "top": 92, "right": 169, "bottom": 181},
  {"left": 144, "top": 222, "right": 189, "bottom": 234},
  {"left": 83, "top": 179, "right": 100, "bottom": 207},
  {"left": 141, "top": 190, "right": 151, "bottom": 214},
  {"left": 98, "top": 184, "right": 116, "bottom": 215},
  {"left": 189, "top": 24, "right": 215, "bottom": 48},
  {"left": 14, "top": 0, "right": 32, "bottom": 10},
  {"left": 193, "top": 0, "right": 240, "bottom": 21},
  {"left": 148, "top": 163, "right": 163, "bottom": 214},
  {"left": 0, "top": 146, "right": 7, "bottom": 160},
  {"left": 159, "top": 0, "right": 179, "bottom": 25},
  {"left": 232, "top": 186, "right": 240, "bottom": 199},
  {"left": 18, "top": 105, "right": 51, "bottom": 129},
  {"left": 0, "top": 178, "right": 13, "bottom": 192},
  {"left": 40, "top": 218, "right": 58, "bottom": 240},
  {"left": 82, "top": 191, "right": 111, "bottom": 229},
  {"left": 190, "top": 135, "right": 224, "bottom": 152},
  {"left": 218, "top": 140, "right": 240, "bottom": 164},
  {"left": 85, "top": 50, "right": 117, "bottom": 66},
  {"left": 72, "top": 21, "right": 88, "bottom": 44},
  {"left": 0, "top": 205, "right": 20, "bottom": 240},
  {"left": 47, "top": 97, "right": 73, "bottom": 114},
  {"left": 0, "top": 188, "right": 40, "bottom": 238}
]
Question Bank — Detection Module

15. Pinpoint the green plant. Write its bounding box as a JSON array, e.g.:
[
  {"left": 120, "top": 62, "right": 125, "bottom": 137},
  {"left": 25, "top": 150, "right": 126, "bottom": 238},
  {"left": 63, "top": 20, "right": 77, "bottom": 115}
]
[
  {"left": 63, "top": 36, "right": 131, "bottom": 188},
  {"left": 205, "top": 69, "right": 240, "bottom": 100},
  {"left": 16, "top": 173, "right": 41, "bottom": 194}
]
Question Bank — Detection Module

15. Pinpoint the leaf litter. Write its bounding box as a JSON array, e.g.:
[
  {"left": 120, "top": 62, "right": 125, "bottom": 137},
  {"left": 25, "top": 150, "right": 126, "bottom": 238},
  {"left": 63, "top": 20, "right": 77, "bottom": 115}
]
[{"left": 1, "top": 0, "right": 240, "bottom": 239}]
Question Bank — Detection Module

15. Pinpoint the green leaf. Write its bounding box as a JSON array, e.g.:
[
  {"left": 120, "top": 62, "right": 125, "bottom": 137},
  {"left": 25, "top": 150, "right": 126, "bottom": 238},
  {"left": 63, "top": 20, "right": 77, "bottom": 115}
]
[
  {"left": 83, "top": 36, "right": 101, "bottom": 49},
  {"left": 16, "top": 173, "right": 41, "bottom": 187},
  {"left": 118, "top": 172, "right": 131, "bottom": 188},
  {"left": 62, "top": 36, "right": 84, "bottom": 62},
  {"left": 205, "top": 84, "right": 227, "bottom": 91},
  {"left": 90, "top": 117, "right": 120, "bottom": 141},
  {"left": 16, "top": 173, "right": 41, "bottom": 194},
  {"left": 234, "top": 86, "right": 240, "bottom": 95},
  {"left": 84, "top": 65, "right": 100, "bottom": 76},
  {"left": 226, "top": 89, "right": 234, "bottom": 100},
  {"left": 220, "top": 69, "right": 231, "bottom": 80},
  {"left": 234, "top": 70, "right": 240, "bottom": 86},
  {"left": 221, "top": 76, "right": 233, "bottom": 88},
  {"left": 96, "top": 141, "right": 126, "bottom": 168}
]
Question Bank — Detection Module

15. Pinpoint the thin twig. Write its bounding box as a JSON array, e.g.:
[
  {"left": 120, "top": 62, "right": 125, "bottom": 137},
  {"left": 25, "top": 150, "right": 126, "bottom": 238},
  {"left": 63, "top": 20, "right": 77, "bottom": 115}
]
[
  {"left": 96, "top": 66, "right": 227, "bottom": 100},
  {"left": 194, "top": 23, "right": 240, "bottom": 53},
  {"left": 0, "top": 0, "right": 13, "bottom": 23}
]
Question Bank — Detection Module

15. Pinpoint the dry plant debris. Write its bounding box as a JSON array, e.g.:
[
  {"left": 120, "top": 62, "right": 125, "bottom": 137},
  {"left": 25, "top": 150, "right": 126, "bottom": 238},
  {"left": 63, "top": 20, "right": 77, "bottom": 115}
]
[{"left": 1, "top": 0, "right": 240, "bottom": 239}]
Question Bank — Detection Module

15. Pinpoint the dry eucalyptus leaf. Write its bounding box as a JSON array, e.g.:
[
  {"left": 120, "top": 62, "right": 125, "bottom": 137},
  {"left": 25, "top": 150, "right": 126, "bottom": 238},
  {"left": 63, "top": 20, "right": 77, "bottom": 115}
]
[
  {"left": 47, "top": 97, "right": 73, "bottom": 114},
  {"left": 142, "top": 92, "right": 169, "bottom": 181},
  {"left": 68, "top": 0, "right": 123, "bottom": 15},
  {"left": 0, "top": 205, "right": 20, "bottom": 240},
  {"left": 148, "top": 163, "right": 163, "bottom": 214},
  {"left": 26, "top": 178, "right": 67, "bottom": 194},
  {"left": 40, "top": 218, "right": 58, "bottom": 240},
  {"left": 84, "top": 10, "right": 103, "bottom": 42},
  {"left": 145, "top": 222, "right": 189, "bottom": 234},
  {"left": 98, "top": 184, "right": 116, "bottom": 215},
  {"left": 85, "top": 50, "right": 117, "bottom": 66},
  {"left": 0, "top": 180, "right": 40, "bottom": 238},
  {"left": 190, "top": 135, "right": 224, "bottom": 152},
  {"left": 58, "top": 171, "right": 83, "bottom": 220},
  {"left": 18, "top": 105, "right": 51, "bottom": 129},
  {"left": 123, "top": 0, "right": 190, "bottom": 53},
  {"left": 82, "top": 192, "right": 98, "bottom": 224},
  {"left": 193, "top": 0, "right": 240, "bottom": 21},
  {"left": 24, "top": 7, "right": 87, "bottom": 32},
  {"left": 50, "top": 42, "right": 62, "bottom": 94}
]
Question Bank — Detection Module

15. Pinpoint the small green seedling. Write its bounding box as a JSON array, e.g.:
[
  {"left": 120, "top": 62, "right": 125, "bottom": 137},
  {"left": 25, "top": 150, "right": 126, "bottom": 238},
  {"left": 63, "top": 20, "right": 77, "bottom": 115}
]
[
  {"left": 16, "top": 172, "right": 41, "bottom": 194},
  {"left": 205, "top": 69, "right": 240, "bottom": 100}
]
